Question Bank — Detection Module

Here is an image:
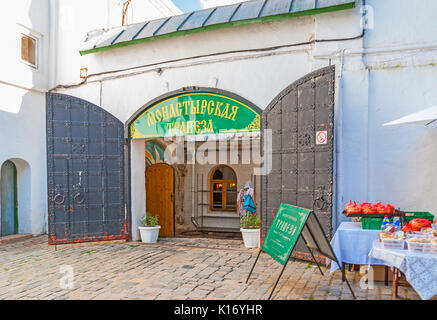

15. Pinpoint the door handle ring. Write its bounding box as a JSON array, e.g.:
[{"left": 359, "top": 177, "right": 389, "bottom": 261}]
[
  {"left": 53, "top": 194, "right": 65, "bottom": 205},
  {"left": 74, "top": 193, "right": 85, "bottom": 204}
]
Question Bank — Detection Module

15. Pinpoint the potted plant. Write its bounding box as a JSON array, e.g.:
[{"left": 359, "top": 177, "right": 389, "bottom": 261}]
[
  {"left": 240, "top": 213, "right": 261, "bottom": 248},
  {"left": 138, "top": 213, "right": 160, "bottom": 243}
]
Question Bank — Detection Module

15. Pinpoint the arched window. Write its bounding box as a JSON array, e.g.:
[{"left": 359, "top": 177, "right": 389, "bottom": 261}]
[{"left": 210, "top": 166, "right": 237, "bottom": 211}]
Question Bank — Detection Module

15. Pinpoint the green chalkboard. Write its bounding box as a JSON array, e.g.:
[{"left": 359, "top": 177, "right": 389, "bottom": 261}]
[{"left": 261, "top": 204, "right": 311, "bottom": 265}]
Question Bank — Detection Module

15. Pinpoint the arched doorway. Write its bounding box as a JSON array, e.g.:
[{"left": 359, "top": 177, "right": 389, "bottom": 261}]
[
  {"left": 127, "top": 87, "right": 262, "bottom": 236},
  {"left": 145, "top": 163, "right": 174, "bottom": 237},
  {"left": 1, "top": 160, "right": 18, "bottom": 237}
]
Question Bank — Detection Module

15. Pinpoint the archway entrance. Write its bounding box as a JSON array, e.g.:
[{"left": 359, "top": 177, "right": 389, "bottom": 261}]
[
  {"left": 1, "top": 160, "right": 18, "bottom": 237},
  {"left": 129, "top": 88, "right": 262, "bottom": 236},
  {"left": 145, "top": 163, "right": 174, "bottom": 237}
]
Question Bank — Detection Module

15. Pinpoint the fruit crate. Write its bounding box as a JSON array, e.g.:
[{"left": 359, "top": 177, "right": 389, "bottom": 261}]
[
  {"left": 403, "top": 212, "right": 434, "bottom": 224},
  {"left": 361, "top": 211, "right": 434, "bottom": 230},
  {"left": 342, "top": 210, "right": 405, "bottom": 231},
  {"left": 362, "top": 217, "right": 386, "bottom": 230}
]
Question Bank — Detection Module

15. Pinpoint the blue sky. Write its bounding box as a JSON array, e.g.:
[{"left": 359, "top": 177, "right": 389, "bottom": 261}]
[{"left": 172, "top": 0, "right": 202, "bottom": 13}]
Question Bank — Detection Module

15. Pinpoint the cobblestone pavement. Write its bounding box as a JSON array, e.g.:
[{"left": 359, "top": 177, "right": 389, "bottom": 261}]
[{"left": 0, "top": 235, "right": 426, "bottom": 300}]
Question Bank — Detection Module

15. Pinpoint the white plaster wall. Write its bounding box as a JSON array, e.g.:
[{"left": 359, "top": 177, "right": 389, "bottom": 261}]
[
  {"left": 367, "top": 67, "right": 437, "bottom": 211},
  {"left": 335, "top": 66, "right": 371, "bottom": 227},
  {"left": 0, "top": 0, "right": 50, "bottom": 91},
  {"left": 0, "top": 89, "right": 47, "bottom": 235},
  {"left": 365, "top": 0, "right": 437, "bottom": 47},
  {"left": 99, "top": 51, "right": 313, "bottom": 121},
  {"left": 0, "top": 0, "right": 49, "bottom": 235}
]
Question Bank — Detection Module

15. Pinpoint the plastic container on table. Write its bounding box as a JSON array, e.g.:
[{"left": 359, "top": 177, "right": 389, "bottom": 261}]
[
  {"left": 423, "top": 243, "right": 431, "bottom": 253},
  {"left": 406, "top": 239, "right": 431, "bottom": 253},
  {"left": 406, "top": 233, "right": 427, "bottom": 239},
  {"left": 423, "top": 229, "right": 437, "bottom": 238},
  {"left": 431, "top": 240, "right": 437, "bottom": 254}
]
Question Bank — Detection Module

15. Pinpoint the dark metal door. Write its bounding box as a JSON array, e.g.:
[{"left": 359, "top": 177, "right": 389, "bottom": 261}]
[
  {"left": 46, "top": 93, "right": 127, "bottom": 245},
  {"left": 261, "top": 66, "right": 335, "bottom": 261}
]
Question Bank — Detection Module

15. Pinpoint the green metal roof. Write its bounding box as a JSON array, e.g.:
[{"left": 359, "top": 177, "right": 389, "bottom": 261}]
[{"left": 80, "top": 0, "right": 356, "bottom": 56}]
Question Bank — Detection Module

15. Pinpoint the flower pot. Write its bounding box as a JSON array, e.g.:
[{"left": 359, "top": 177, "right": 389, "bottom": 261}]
[
  {"left": 138, "top": 226, "right": 160, "bottom": 243},
  {"left": 240, "top": 228, "right": 260, "bottom": 248}
]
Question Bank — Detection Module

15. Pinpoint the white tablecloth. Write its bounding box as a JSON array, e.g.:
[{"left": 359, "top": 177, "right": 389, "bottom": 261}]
[
  {"left": 370, "top": 245, "right": 437, "bottom": 300},
  {"left": 327, "top": 222, "right": 387, "bottom": 273}
]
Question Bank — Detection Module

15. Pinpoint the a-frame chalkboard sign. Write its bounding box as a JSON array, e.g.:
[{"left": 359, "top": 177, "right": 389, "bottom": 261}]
[{"left": 246, "top": 203, "right": 356, "bottom": 300}]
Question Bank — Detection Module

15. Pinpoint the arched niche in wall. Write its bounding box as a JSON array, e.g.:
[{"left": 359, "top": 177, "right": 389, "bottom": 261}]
[
  {"left": 0, "top": 158, "right": 31, "bottom": 236},
  {"left": 1, "top": 160, "right": 17, "bottom": 236}
]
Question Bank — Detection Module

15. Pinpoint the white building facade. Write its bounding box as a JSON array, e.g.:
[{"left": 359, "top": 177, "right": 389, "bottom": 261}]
[{"left": 1, "top": 0, "right": 437, "bottom": 255}]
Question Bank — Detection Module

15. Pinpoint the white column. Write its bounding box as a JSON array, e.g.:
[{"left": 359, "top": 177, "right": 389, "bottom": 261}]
[{"left": 130, "top": 139, "right": 146, "bottom": 241}]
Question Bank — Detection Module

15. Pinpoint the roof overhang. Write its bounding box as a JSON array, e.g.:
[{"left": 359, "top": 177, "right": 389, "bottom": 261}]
[{"left": 80, "top": 0, "right": 356, "bottom": 56}]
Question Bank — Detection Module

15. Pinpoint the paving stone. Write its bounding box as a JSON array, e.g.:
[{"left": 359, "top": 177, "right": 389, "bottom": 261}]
[{"left": 0, "top": 235, "right": 433, "bottom": 300}]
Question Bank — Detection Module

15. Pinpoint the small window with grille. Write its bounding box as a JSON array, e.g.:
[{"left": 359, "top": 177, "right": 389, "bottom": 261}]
[{"left": 21, "top": 34, "right": 37, "bottom": 68}]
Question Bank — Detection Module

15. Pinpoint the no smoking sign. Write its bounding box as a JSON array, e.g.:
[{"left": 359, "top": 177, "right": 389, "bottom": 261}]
[{"left": 316, "top": 131, "right": 328, "bottom": 145}]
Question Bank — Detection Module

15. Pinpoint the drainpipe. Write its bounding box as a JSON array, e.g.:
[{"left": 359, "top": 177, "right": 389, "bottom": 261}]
[
  {"left": 361, "top": 0, "right": 371, "bottom": 205},
  {"left": 333, "top": 0, "right": 367, "bottom": 232},
  {"left": 48, "top": 0, "right": 58, "bottom": 90}
]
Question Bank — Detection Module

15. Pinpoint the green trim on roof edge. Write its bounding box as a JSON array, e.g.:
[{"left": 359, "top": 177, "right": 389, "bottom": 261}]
[{"left": 79, "top": 2, "right": 356, "bottom": 56}]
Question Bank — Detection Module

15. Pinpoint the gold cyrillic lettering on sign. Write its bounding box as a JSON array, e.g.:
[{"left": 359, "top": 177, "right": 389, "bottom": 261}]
[{"left": 130, "top": 93, "right": 260, "bottom": 139}]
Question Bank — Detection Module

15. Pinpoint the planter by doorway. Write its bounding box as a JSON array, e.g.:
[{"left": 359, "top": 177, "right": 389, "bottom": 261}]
[
  {"left": 139, "top": 226, "right": 161, "bottom": 244},
  {"left": 240, "top": 228, "right": 260, "bottom": 248}
]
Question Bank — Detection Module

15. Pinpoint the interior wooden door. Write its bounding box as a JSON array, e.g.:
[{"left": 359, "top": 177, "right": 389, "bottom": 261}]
[{"left": 145, "top": 163, "right": 174, "bottom": 237}]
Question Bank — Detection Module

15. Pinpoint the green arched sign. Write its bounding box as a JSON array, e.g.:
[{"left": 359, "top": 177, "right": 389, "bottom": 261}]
[{"left": 130, "top": 92, "right": 260, "bottom": 139}]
